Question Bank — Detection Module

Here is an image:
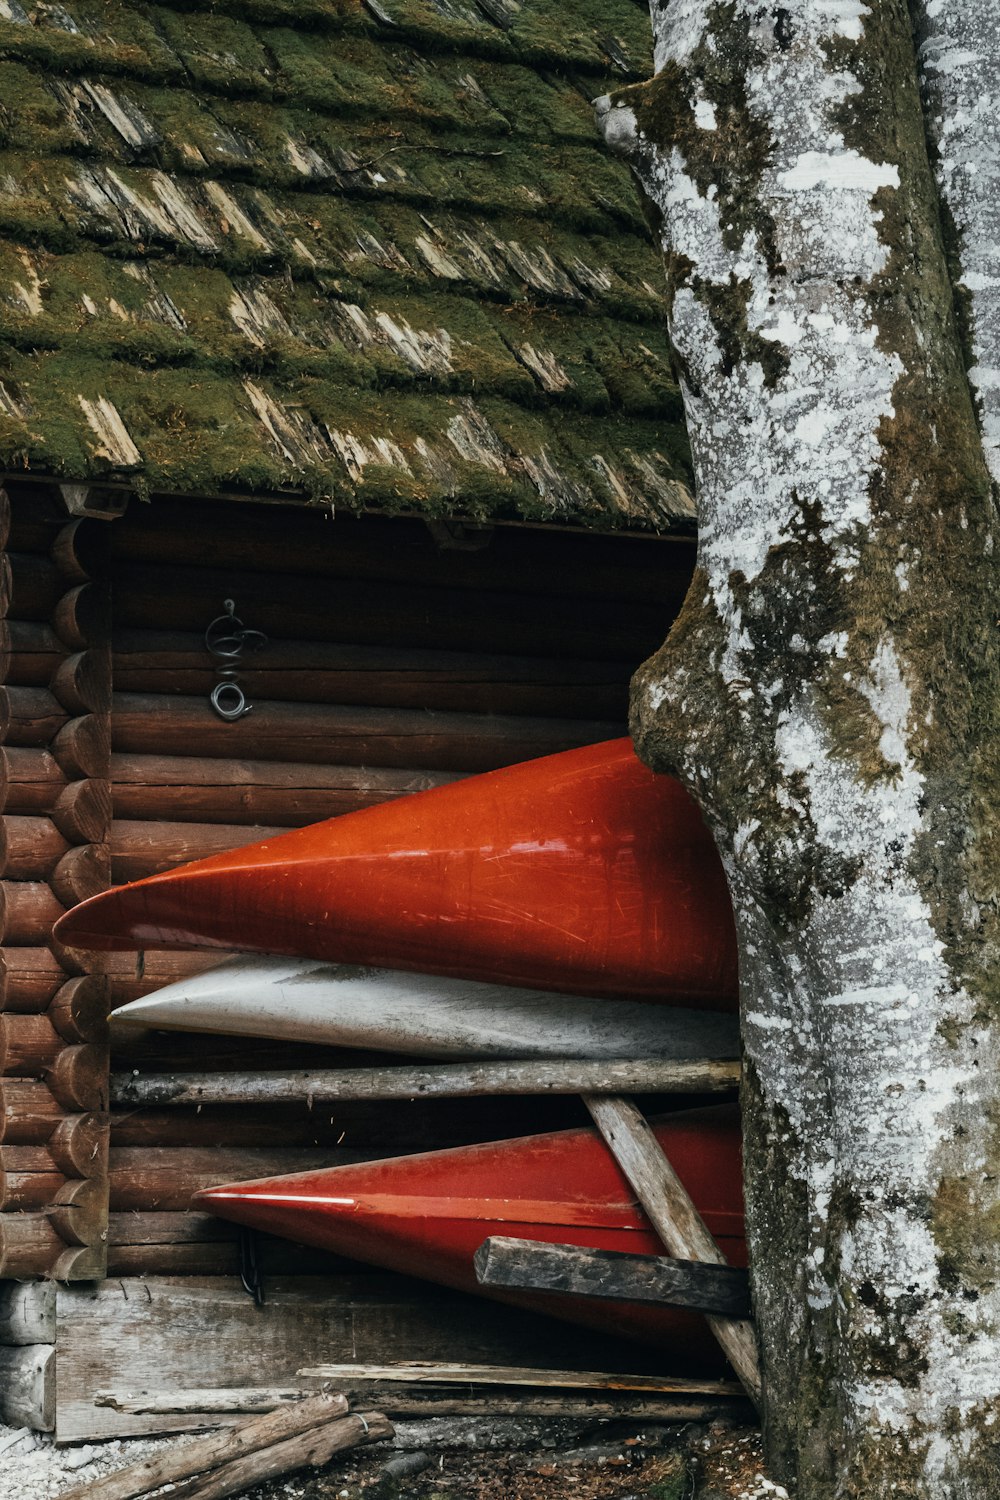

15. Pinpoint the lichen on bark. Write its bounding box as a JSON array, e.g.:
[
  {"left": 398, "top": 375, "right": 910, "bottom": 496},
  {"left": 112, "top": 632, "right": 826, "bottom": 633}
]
[{"left": 600, "top": 1, "right": 1000, "bottom": 1494}]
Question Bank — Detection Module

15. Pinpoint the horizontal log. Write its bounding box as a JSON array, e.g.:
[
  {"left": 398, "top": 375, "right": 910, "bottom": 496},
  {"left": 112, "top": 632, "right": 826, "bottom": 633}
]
[
  {"left": 106, "top": 950, "right": 238, "bottom": 1009},
  {"left": 0, "top": 1212, "right": 65, "bottom": 1277},
  {"left": 50, "top": 650, "right": 111, "bottom": 716},
  {"left": 7, "top": 619, "right": 65, "bottom": 684},
  {"left": 1, "top": 1168, "right": 68, "bottom": 1211},
  {"left": 53, "top": 778, "right": 112, "bottom": 844},
  {"left": 51, "top": 842, "right": 111, "bottom": 906},
  {"left": 0, "top": 1011, "right": 62, "bottom": 1075},
  {"left": 109, "top": 755, "right": 462, "bottom": 827},
  {"left": 95, "top": 1387, "right": 742, "bottom": 1424},
  {"left": 297, "top": 1362, "right": 740, "bottom": 1396},
  {"left": 49, "top": 1111, "right": 109, "bottom": 1177},
  {"left": 111, "top": 561, "right": 670, "bottom": 661},
  {"left": 111, "top": 693, "right": 620, "bottom": 772},
  {"left": 110, "top": 820, "right": 283, "bottom": 883},
  {"left": 0, "top": 1281, "right": 56, "bottom": 1345},
  {"left": 7, "top": 551, "right": 52, "bottom": 619},
  {"left": 0, "top": 1344, "right": 55, "bottom": 1431},
  {"left": 109, "top": 1058, "right": 743, "bottom": 1108},
  {"left": 3, "top": 815, "right": 70, "bottom": 879},
  {"left": 0, "top": 619, "right": 11, "bottom": 687},
  {"left": 97, "top": 1388, "right": 321, "bottom": 1416},
  {"left": 4, "top": 685, "right": 67, "bottom": 746},
  {"left": 46, "top": 1042, "right": 108, "bottom": 1111},
  {"left": 49, "top": 973, "right": 111, "bottom": 1043},
  {"left": 109, "top": 505, "right": 691, "bottom": 606},
  {"left": 53, "top": 581, "right": 109, "bottom": 651},
  {"left": 474, "top": 1238, "right": 752, "bottom": 1316},
  {"left": 108, "top": 1147, "right": 378, "bottom": 1212},
  {"left": 0, "top": 1078, "right": 65, "bottom": 1143},
  {"left": 53, "top": 713, "right": 111, "bottom": 779},
  {"left": 1, "top": 746, "right": 68, "bottom": 814},
  {"left": 54, "top": 1243, "right": 107, "bottom": 1281},
  {"left": 0, "top": 881, "right": 66, "bottom": 946},
  {"left": 104, "top": 1240, "right": 335, "bottom": 1277},
  {"left": 111, "top": 630, "right": 628, "bottom": 721},
  {"left": 0, "top": 946, "right": 70, "bottom": 1011}
]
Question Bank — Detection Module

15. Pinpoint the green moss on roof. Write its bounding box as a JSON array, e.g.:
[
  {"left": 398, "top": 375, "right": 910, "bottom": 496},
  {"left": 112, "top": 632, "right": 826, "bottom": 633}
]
[{"left": 0, "top": 0, "right": 692, "bottom": 532}]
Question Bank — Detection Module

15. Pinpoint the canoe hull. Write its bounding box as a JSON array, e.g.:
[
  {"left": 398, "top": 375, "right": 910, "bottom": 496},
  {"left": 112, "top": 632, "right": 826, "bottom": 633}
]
[
  {"left": 113, "top": 956, "right": 742, "bottom": 1059},
  {"left": 193, "top": 1107, "right": 744, "bottom": 1361},
  {"left": 57, "top": 740, "right": 738, "bottom": 1008}
]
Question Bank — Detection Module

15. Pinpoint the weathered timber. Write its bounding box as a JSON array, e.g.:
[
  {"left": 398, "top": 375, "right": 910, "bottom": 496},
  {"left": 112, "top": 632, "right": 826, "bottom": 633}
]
[
  {"left": 111, "top": 631, "right": 628, "bottom": 721},
  {"left": 55, "top": 1391, "right": 352, "bottom": 1500},
  {"left": 585, "top": 1096, "right": 761, "bottom": 1405},
  {"left": 105, "top": 1240, "right": 336, "bottom": 1278},
  {"left": 110, "top": 820, "right": 284, "bottom": 883},
  {"left": 474, "top": 1238, "right": 752, "bottom": 1316},
  {"left": 0, "top": 1344, "right": 55, "bottom": 1431},
  {"left": 2, "top": 1168, "right": 67, "bottom": 1210},
  {"left": 52, "top": 582, "right": 107, "bottom": 652},
  {"left": 109, "top": 505, "right": 691, "bottom": 606},
  {"left": 106, "top": 950, "right": 238, "bottom": 1010},
  {"left": 51, "top": 843, "right": 111, "bottom": 906},
  {"left": 51, "top": 650, "right": 113, "bottom": 716},
  {"left": 47, "top": 1042, "right": 108, "bottom": 1111},
  {"left": 53, "top": 713, "right": 111, "bottom": 780},
  {"left": 3, "top": 814, "right": 70, "bottom": 878},
  {"left": 48, "top": 1174, "right": 108, "bottom": 1245},
  {"left": 110, "top": 755, "right": 461, "bottom": 828},
  {"left": 108, "top": 1147, "right": 378, "bottom": 1211},
  {"left": 0, "top": 1079, "right": 65, "bottom": 1141},
  {"left": 110, "top": 1059, "right": 743, "bottom": 1108},
  {"left": 1, "top": 746, "right": 68, "bottom": 814},
  {"left": 0, "top": 881, "right": 65, "bottom": 946},
  {"left": 0, "top": 1210, "right": 65, "bottom": 1274},
  {"left": 51, "top": 518, "right": 100, "bottom": 585},
  {"left": 52, "top": 778, "right": 113, "bottom": 844},
  {"left": 0, "top": 946, "right": 71, "bottom": 1010},
  {"left": 157, "top": 1411, "right": 392, "bottom": 1500},
  {"left": 0, "top": 1011, "right": 62, "bottom": 1074},
  {"left": 56, "top": 1276, "right": 671, "bottom": 1443},
  {"left": 49, "top": 1112, "right": 109, "bottom": 1177},
  {"left": 4, "top": 685, "right": 67, "bottom": 746},
  {"left": 0, "top": 1279, "right": 56, "bottom": 1343},
  {"left": 97, "top": 1389, "right": 318, "bottom": 1416},
  {"left": 49, "top": 974, "right": 111, "bottom": 1043},
  {"left": 110, "top": 695, "right": 620, "bottom": 773},
  {"left": 7, "top": 620, "right": 66, "bottom": 684},
  {"left": 111, "top": 562, "right": 670, "bottom": 661},
  {"left": 297, "top": 1362, "right": 741, "bottom": 1394},
  {"left": 8, "top": 551, "right": 57, "bottom": 619},
  {"left": 0, "top": 620, "right": 10, "bottom": 688}
]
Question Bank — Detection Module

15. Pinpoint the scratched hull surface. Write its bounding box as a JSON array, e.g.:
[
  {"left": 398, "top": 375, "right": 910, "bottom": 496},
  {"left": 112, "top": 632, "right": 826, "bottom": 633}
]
[
  {"left": 113, "top": 956, "right": 742, "bottom": 1059},
  {"left": 193, "top": 1107, "right": 744, "bottom": 1358},
  {"left": 57, "top": 740, "right": 738, "bottom": 1008}
]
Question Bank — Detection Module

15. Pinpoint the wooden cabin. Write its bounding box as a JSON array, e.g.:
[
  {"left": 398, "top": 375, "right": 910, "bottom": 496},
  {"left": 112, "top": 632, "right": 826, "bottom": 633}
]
[{"left": 0, "top": 0, "right": 710, "bottom": 1442}]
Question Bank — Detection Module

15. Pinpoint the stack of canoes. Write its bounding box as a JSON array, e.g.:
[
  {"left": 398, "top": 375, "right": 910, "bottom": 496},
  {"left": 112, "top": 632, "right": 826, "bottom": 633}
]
[{"left": 56, "top": 739, "right": 743, "bottom": 1358}]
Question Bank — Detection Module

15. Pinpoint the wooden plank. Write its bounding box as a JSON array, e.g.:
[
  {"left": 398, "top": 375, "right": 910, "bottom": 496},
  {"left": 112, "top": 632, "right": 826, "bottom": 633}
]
[
  {"left": 110, "top": 694, "right": 620, "bottom": 772},
  {"left": 55, "top": 1276, "right": 673, "bottom": 1442},
  {"left": 111, "top": 755, "right": 461, "bottom": 827},
  {"left": 0, "top": 1344, "right": 55, "bottom": 1430},
  {"left": 474, "top": 1238, "right": 751, "bottom": 1316},
  {"left": 584, "top": 1095, "right": 761, "bottom": 1406},
  {"left": 296, "top": 1362, "right": 742, "bottom": 1395},
  {"left": 109, "top": 1058, "right": 742, "bottom": 1108}
]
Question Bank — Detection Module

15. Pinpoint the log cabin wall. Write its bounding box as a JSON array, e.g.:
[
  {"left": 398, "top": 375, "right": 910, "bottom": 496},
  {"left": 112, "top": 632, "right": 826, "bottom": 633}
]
[
  {"left": 98, "top": 493, "right": 694, "bottom": 1282},
  {"left": 0, "top": 482, "right": 113, "bottom": 1283}
]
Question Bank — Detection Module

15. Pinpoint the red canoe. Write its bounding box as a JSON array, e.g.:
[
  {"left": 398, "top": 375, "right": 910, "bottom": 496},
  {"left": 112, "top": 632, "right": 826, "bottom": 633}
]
[
  {"left": 193, "top": 1107, "right": 744, "bottom": 1361},
  {"left": 55, "top": 739, "right": 737, "bottom": 1007}
]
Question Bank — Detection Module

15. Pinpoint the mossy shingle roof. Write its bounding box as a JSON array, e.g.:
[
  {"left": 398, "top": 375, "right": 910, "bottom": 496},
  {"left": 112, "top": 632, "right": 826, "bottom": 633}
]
[{"left": 0, "top": 0, "right": 693, "bottom": 530}]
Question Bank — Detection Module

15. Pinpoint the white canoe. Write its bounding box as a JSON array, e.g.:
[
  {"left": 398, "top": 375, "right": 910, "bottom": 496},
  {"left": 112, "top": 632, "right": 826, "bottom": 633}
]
[{"left": 113, "top": 956, "right": 741, "bottom": 1061}]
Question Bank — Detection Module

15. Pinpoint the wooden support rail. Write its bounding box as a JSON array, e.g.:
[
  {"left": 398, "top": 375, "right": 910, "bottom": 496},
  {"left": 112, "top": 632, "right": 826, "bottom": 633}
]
[{"left": 109, "top": 1057, "right": 742, "bottom": 1107}]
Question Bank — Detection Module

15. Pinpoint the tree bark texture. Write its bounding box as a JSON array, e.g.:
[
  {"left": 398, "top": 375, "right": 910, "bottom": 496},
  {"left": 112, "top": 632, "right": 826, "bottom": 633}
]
[{"left": 599, "top": 3, "right": 1000, "bottom": 1495}]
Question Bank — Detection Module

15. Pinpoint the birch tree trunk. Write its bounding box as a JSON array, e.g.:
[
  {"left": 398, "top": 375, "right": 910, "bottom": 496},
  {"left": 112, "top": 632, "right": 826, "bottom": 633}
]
[{"left": 598, "top": 3, "right": 1000, "bottom": 1494}]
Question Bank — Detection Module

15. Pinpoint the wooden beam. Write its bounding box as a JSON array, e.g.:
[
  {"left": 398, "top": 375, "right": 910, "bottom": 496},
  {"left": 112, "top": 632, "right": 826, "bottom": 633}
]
[
  {"left": 0, "top": 1280, "right": 56, "bottom": 1344},
  {"left": 474, "top": 1237, "right": 752, "bottom": 1316},
  {"left": 584, "top": 1095, "right": 761, "bottom": 1407},
  {"left": 109, "top": 1058, "right": 742, "bottom": 1108},
  {"left": 0, "top": 1344, "right": 55, "bottom": 1430},
  {"left": 296, "top": 1362, "right": 742, "bottom": 1395}
]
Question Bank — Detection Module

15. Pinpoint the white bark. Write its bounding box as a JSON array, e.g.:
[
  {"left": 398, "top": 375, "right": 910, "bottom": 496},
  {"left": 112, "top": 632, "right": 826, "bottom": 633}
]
[{"left": 600, "top": 2, "right": 1000, "bottom": 1493}]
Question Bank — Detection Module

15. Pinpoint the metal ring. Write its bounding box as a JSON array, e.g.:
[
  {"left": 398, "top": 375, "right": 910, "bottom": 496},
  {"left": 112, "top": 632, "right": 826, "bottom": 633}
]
[{"left": 210, "top": 681, "right": 248, "bottom": 721}]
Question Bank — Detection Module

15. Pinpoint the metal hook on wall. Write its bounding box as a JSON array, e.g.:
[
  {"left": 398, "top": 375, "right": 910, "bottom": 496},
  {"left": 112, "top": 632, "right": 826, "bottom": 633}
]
[{"left": 205, "top": 599, "right": 267, "bottom": 722}]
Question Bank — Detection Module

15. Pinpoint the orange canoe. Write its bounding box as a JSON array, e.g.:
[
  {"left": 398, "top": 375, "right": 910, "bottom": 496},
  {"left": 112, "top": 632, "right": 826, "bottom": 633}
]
[
  {"left": 193, "top": 1106, "right": 744, "bottom": 1358},
  {"left": 56, "top": 739, "right": 737, "bottom": 1007}
]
